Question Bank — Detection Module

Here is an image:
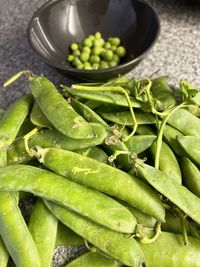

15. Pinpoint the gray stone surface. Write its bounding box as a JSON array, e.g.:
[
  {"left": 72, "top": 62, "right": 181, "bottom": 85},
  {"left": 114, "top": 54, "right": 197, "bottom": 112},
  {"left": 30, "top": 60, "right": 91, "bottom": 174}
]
[{"left": 0, "top": 0, "right": 200, "bottom": 266}]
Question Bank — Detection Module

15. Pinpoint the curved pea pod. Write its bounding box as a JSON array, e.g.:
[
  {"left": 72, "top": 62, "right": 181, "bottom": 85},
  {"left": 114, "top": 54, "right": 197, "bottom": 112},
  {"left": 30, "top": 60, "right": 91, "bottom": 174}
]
[
  {"left": 30, "top": 75, "right": 94, "bottom": 139},
  {"left": 75, "top": 147, "right": 108, "bottom": 164},
  {"left": 0, "top": 192, "right": 41, "bottom": 267},
  {"left": 0, "top": 94, "right": 32, "bottom": 147},
  {"left": 0, "top": 238, "right": 9, "bottom": 267},
  {"left": 7, "top": 123, "right": 108, "bottom": 164},
  {"left": 167, "top": 108, "right": 200, "bottom": 136},
  {"left": 28, "top": 198, "right": 58, "bottom": 267},
  {"left": 177, "top": 136, "right": 200, "bottom": 165},
  {"left": 33, "top": 147, "right": 165, "bottom": 222},
  {"left": 180, "top": 157, "right": 200, "bottom": 198},
  {"left": 65, "top": 251, "right": 121, "bottom": 267},
  {"left": 125, "top": 135, "right": 156, "bottom": 154},
  {"left": 136, "top": 125, "right": 156, "bottom": 135},
  {"left": 141, "top": 232, "right": 200, "bottom": 267},
  {"left": 99, "top": 110, "right": 156, "bottom": 126},
  {"left": 163, "top": 124, "right": 185, "bottom": 156},
  {"left": 55, "top": 222, "right": 84, "bottom": 247},
  {"left": 70, "top": 98, "right": 110, "bottom": 130},
  {"left": 151, "top": 76, "right": 176, "bottom": 109},
  {"left": 135, "top": 161, "right": 200, "bottom": 225},
  {"left": 62, "top": 85, "right": 142, "bottom": 108},
  {"left": 30, "top": 101, "right": 52, "bottom": 128},
  {"left": 45, "top": 201, "right": 146, "bottom": 267},
  {"left": 0, "top": 164, "right": 136, "bottom": 233},
  {"left": 150, "top": 141, "right": 182, "bottom": 184}
]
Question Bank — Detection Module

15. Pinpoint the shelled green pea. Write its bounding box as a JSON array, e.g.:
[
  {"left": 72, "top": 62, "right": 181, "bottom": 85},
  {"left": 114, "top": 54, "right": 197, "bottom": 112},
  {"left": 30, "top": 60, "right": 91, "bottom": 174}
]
[{"left": 66, "top": 32, "right": 127, "bottom": 70}]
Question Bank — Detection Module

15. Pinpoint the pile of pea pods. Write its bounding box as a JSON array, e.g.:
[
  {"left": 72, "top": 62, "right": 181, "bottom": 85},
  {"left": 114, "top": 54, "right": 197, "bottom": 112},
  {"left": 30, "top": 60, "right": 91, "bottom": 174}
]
[{"left": 1, "top": 71, "right": 200, "bottom": 267}]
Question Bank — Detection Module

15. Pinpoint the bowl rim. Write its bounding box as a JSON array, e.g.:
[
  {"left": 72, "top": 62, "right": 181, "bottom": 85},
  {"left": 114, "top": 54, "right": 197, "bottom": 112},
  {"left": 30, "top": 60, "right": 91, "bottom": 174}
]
[{"left": 27, "top": 0, "right": 160, "bottom": 74}]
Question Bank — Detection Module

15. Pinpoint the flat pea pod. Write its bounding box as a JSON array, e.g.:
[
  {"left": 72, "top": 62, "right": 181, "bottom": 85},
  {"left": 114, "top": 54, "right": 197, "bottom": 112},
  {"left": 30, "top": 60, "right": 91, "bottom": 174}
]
[
  {"left": 141, "top": 231, "right": 200, "bottom": 267},
  {"left": 30, "top": 101, "right": 52, "bottom": 128},
  {"left": 136, "top": 162, "right": 200, "bottom": 225},
  {"left": 150, "top": 141, "right": 182, "bottom": 184},
  {"left": 65, "top": 251, "right": 121, "bottom": 267},
  {"left": 70, "top": 98, "right": 110, "bottom": 130},
  {"left": 163, "top": 124, "right": 185, "bottom": 156},
  {"left": 30, "top": 75, "right": 94, "bottom": 139},
  {"left": 75, "top": 147, "right": 108, "bottom": 164},
  {"left": 45, "top": 201, "right": 146, "bottom": 267},
  {"left": 0, "top": 164, "right": 136, "bottom": 233},
  {"left": 177, "top": 136, "right": 200, "bottom": 165},
  {"left": 99, "top": 110, "right": 156, "bottom": 126},
  {"left": 7, "top": 123, "right": 108, "bottom": 164},
  {"left": 33, "top": 147, "right": 165, "bottom": 222},
  {"left": 55, "top": 222, "right": 84, "bottom": 247},
  {"left": 0, "top": 191, "right": 41, "bottom": 267},
  {"left": 0, "top": 94, "right": 32, "bottom": 147},
  {"left": 136, "top": 125, "right": 156, "bottom": 135},
  {"left": 167, "top": 108, "right": 200, "bottom": 136},
  {"left": 28, "top": 198, "right": 58, "bottom": 267},
  {"left": 180, "top": 157, "right": 200, "bottom": 198},
  {"left": 62, "top": 86, "right": 142, "bottom": 108},
  {"left": 125, "top": 135, "right": 157, "bottom": 154}
]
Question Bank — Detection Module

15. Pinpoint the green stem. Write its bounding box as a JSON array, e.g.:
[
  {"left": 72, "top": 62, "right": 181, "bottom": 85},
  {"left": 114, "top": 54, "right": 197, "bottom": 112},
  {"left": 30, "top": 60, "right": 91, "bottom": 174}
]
[
  {"left": 140, "top": 222, "right": 161, "bottom": 244},
  {"left": 23, "top": 127, "right": 39, "bottom": 157},
  {"left": 3, "top": 70, "right": 32, "bottom": 87}
]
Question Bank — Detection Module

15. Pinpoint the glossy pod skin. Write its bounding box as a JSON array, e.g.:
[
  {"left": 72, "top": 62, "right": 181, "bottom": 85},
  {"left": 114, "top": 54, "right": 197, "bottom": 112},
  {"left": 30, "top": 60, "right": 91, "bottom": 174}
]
[
  {"left": 30, "top": 75, "right": 95, "bottom": 139},
  {"left": 167, "top": 108, "right": 200, "bottom": 136},
  {"left": 65, "top": 251, "right": 121, "bottom": 267},
  {"left": 141, "top": 232, "right": 200, "bottom": 267},
  {"left": 28, "top": 198, "right": 58, "bottom": 267},
  {"left": 136, "top": 162, "right": 200, "bottom": 225},
  {"left": 45, "top": 201, "right": 146, "bottom": 267},
  {"left": 33, "top": 147, "right": 165, "bottom": 222},
  {"left": 180, "top": 157, "right": 200, "bottom": 198},
  {"left": 0, "top": 164, "right": 136, "bottom": 233},
  {"left": 7, "top": 123, "right": 108, "bottom": 164}
]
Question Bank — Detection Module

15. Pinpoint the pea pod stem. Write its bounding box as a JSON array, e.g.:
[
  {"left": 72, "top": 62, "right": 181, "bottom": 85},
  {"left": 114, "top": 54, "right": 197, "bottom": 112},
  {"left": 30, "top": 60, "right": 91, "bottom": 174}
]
[{"left": 3, "top": 70, "right": 32, "bottom": 88}]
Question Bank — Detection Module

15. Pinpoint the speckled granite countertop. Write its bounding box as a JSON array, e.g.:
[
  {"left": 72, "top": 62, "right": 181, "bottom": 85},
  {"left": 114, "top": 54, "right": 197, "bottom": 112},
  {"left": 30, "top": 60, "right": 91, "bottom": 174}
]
[{"left": 0, "top": 0, "right": 200, "bottom": 266}]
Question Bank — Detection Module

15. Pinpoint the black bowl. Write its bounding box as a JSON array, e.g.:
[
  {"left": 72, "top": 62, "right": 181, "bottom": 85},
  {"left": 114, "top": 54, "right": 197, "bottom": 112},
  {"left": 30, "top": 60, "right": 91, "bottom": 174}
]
[{"left": 27, "top": 0, "right": 160, "bottom": 81}]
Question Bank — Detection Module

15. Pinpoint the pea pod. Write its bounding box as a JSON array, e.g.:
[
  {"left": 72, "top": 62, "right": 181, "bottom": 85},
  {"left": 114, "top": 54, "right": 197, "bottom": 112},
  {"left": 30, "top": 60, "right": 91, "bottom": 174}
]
[
  {"left": 32, "top": 146, "right": 165, "bottom": 222},
  {"left": 30, "top": 101, "right": 52, "bottom": 128},
  {"left": 125, "top": 135, "right": 156, "bottom": 154},
  {"left": 0, "top": 164, "right": 136, "bottom": 233},
  {"left": 45, "top": 201, "right": 146, "bottom": 267},
  {"left": 141, "top": 232, "right": 200, "bottom": 267},
  {"left": 65, "top": 251, "right": 121, "bottom": 267},
  {"left": 30, "top": 75, "right": 94, "bottom": 139},
  {"left": 0, "top": 94, "right": 32, "bottom": 147},
  {"left": 177, "top": 136, "right": 200, "bottom": 165},
  {"left": 167, "top": 108, "right": 200, "bottom": 136},
  {"left": 0, "top": 238, "right": 8, "bottom": 267},
  {"left": 7, "top": 123, "right": 108, "bottom": 164},
  {"left": 75, "top": 147, "right": 108, "bottom": 164},
  {"left": 180, "top": 157, "right": 200, "bottom": 198},
  {"left": 136, "top": 161, "right": 200, "bottom": 225},
  {"left": 150, "top": 141, "right": 182, "bottom": 184},
  {"left": 28, "top": 198, "right": 58, "bottom": 267}
]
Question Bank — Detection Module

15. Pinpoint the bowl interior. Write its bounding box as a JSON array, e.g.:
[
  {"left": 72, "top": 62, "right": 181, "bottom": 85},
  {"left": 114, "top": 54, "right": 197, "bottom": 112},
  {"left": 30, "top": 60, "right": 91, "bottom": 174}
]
[{"left": 28, "top": 0, "right": 159, "bottom": 70}]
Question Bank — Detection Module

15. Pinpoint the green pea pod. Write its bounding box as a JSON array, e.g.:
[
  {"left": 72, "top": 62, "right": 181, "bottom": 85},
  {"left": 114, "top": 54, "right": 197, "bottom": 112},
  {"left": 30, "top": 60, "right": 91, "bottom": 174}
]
[
  {"left": 125, "top": 135, "right": 156, "bottom": 154},
  {"left": 45, "top": 201, "right": 146, "bottom": 267},
  {"left": 30, "top": 75, "right": 94, "bottom": 139},
  {"left": 0, "top": 238, "right": 8, "bottom": 267},
  {"left": 16, "top": 118, "right": 35, "bottom": 138},
  {"left": 151, "top": 76, "right": 176, "bottom": 109},
  {"left": 99, "top": 110, "right": 156, "bottom": 126},
  {"left": 163, "top": 124, "right": 185, "bottom": 156},
  {"left": 62, "top": 86, "right": 142, "bottom": 108},
  {"left": 0, "top": 164, "right": 136, "bottom": 234},
  {"left": 75, "top": 147, "right": 108, "bottom": 164},
  {"left": 180, "top": 157, "right": 200, "bottom": 198},
  {"left": 7, "top": 123, "right": 108, "bottom": 164},
  {"left": 141, "top": 232, "right": 200, "bottom": 267},
  {"left": 55, "top": 222, "right": 84, "bottom": 247},
  {"left": 0, "top": 94, "right": 32, "bottom": 148},
  {"left": 167, "top": 108, "right": 200, "bottom": 136},
  {"left": 29, "top": 198, "right": 58, "bottom": 267},
  {"left": 135, "top": 161, "right": 200, "bottom": 225},
  {"left": 30, "top": 101, "right": 52, "bottom": 128},
  {"left": 32, "top": 147, "right": 165, "bottom": 222},
  {"left": 177, "top": 136, "right": 200, "bottom": 165},
  {"left": 150, "top": 141, "right": 182, "bottom": 184},
  {"left": 65, "top": 251, "right": 121, "bottom": 267},
  {"left": 70, "top": 98, "right": 110, "bottom": 130},
  {"left": 136, "top": 125, "right": 156, "bottom": 135}
]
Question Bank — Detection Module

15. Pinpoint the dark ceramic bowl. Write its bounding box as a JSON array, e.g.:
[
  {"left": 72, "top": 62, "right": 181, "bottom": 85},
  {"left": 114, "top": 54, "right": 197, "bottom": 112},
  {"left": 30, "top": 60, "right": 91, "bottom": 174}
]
[{"left": 27, "top": 0, "right": 160, "bottom": 81}]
